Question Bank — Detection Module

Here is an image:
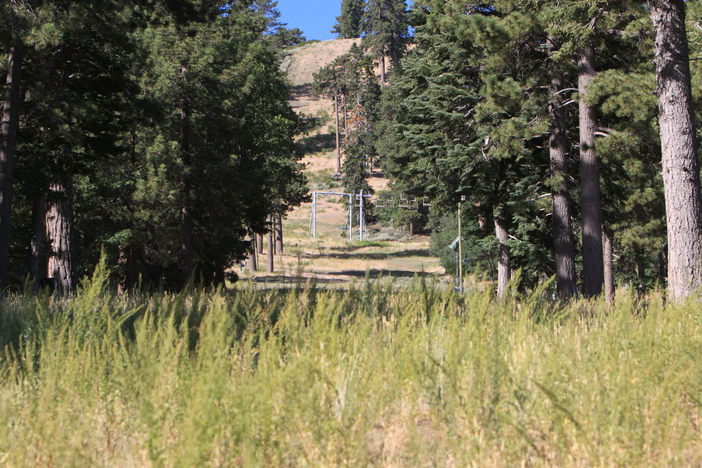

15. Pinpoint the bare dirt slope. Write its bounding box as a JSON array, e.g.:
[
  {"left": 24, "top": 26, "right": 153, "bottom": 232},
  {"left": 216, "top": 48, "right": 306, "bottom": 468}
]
[{"left": 237, "top": 39, "right": 445, "bottom": 288}]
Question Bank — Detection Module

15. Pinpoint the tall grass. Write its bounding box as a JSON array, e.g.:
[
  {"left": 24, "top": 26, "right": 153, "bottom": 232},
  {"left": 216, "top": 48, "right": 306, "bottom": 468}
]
[{"left": 0, "top": 266, "right": 701, "bottom": 466}]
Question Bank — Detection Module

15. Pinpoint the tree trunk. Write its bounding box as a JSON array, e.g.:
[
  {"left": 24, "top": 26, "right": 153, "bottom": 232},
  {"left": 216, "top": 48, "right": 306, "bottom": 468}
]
[
  {"left": 213, "top": 263, "right": 225, "bottom": 287},
  {"left": 636, "top": 251, "right": 646, "bottom": 293},
  {"left": 29, "top": 193, "right": 46, "bottom": 282},
  {"left": 267, "top": 216, "right": 274, "bottom": 273},
  {"left": 117, "top": 245, "right": 129, "bottom": 295},
  {"left": 578, "top": 46, "right": 604, "bottom": 297},
  {"left": 248, "top": 231, "right": 257, "bottom": 273},
  {"left": 335, "top": 94, "right": 342, "bottom": 174},
  {"left": 45, "top": 182, "right": 75, "bottom": 292},
  {"left": 380, "top": 54, "right": 386, "bottom": 83},
  {"left": 603, "top": 226, "right": 614, "bottom": 304},
  {"left": 477, "top": 211, "right": 487, "bottom": 233},
  {"left": 257, "top": 233, "right": 264, "bottom": 254},
  {"left": 343, "top": 100, "right": 348, "bottom": 136},
  {"left": 659, "top": 243, "right": 668, "bottom": 284},
  {"left": 0, "top": 42, "right": 23, "bottom": 289},
  {"left": 117, "top": 246, "right": 140, "bottom": 294},
  {"left": 409, "top": 222, "right": 414, "bottom": 236},
  {"left": 548, "top": 53, "right": 578, "bottom": 299},
  {"left": 494, "top": 214, "right": 511, "bottom": 299},
  {"left": 181, "top": 199, "right": 194, "bottom": 283},
  {"left": 275, "top": 213, "right": 284, "bottom": 254},
  {"left": 180, "top": 66, "right": 194, "bottom": 284},
  {"left": 651, "top": 0, "right": 702, "bottom": 302}
]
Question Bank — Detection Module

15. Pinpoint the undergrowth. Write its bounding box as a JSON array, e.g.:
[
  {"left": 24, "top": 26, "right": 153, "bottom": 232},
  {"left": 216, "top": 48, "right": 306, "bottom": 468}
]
[{"left": 0, "top": 262, "right": 701, "bottom": 466}]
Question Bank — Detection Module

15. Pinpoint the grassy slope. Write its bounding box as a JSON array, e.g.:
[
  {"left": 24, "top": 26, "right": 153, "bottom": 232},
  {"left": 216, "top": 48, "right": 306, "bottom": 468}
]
[
  {"left": 237, "top": 39, "right": 445, "bottom": 288},
  {"left": 1, "top": 267, "right": 701, "bottom": 466}
]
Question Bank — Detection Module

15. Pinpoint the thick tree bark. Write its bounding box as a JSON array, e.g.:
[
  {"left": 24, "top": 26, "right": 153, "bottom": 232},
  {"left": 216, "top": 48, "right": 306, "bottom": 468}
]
[
  {"left": 267, "top": 216, "right": 274, "bottom": 273},
  {"left": 180, "top": 66, "right": 194, "bottom": 284},
  {"left": 578, "top": 46, "right": 604, "bottom": 297},
  {"left": 603, "top": 226, "right": 614, "bottom": 304},
  {"left": 494, "top": 214, "right": 511, "bottom": 299},
  {"left": 0, "top": 42, "right": 23, "bottom": 289},
  {"left": 651, "top": 0, "right": 702, "bottom": 302},
  {"left": 29, "top": 193, "right": 46, "bottom": 282},
  {"left": 548, "top": 57, "right": 578, "bottom": 299},
  {"left": 45, "top": 182, "right": 75, "bottom": 292},
  {"left": 335, "top": 94, "right": 341, "bottom": 174},
  {"left": 275, "top": 213, "right": 284, "bottom": 255}
]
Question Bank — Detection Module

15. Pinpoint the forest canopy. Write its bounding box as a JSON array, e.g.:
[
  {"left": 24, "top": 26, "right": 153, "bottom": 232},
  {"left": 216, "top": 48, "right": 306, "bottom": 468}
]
[
  {"left": 0, "top": 0, "right": 307, "bottom": 290},
  {"left": 3, "top": 0, "right": 702, "bottom": 302}
]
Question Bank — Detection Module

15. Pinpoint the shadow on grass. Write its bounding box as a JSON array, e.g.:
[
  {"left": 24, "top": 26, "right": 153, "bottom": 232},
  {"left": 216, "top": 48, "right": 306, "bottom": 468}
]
[
  {"left": 304, "top": 249, "right": 431, "bottom": 260},
  {"left": 250, "top": 275, "right": 344, "bottom": 285},
  {"left": 327, "top": 242, "right": 392, "bottom": 253},
  {"left": 296, "top": 132, "right": 336, "bottom": 154},
  {"left": 325, "top": 269, "right": 434, "bottom": 279},
  {"left": 290, "top": 83, "right": 313, "bottom": 100}
]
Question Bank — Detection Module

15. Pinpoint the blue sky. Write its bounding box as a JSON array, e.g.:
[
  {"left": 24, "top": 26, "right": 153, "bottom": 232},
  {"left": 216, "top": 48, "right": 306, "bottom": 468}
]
[{"left": 276, "top": 0, "right": 340, "bottom": 41}]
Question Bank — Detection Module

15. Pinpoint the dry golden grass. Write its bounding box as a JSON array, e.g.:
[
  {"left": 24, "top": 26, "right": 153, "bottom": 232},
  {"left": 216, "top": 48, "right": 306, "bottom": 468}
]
[{"left": 2, "top": 265, "right": 702, "bottom": 467}]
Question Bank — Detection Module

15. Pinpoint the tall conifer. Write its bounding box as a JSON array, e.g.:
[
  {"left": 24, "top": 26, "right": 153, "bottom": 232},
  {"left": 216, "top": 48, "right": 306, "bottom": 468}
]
[
  {"left": 650, "top": 0, "right": 702, "bottom": 301},
  {"left": 363, "top": 0, "right": 409, "bottom": 82},
  {"left": 333, "top": 0, "right": 366, "bottom": 38}
]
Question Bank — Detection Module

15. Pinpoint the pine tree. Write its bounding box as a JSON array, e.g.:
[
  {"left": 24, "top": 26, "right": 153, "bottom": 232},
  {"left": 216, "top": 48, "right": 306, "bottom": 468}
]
[
  {"left": 130, "top": 5, "right": 305, "bottom": 286},
  {"left": 0, "top": 1, "right": 30, "bottom": 289},
  {"left": 482, "top": 0, "right": 654, "bottom": 297},
  {"left": 379, "top": 0, "right": 663, "bottom": 298},
  {"left": 585, "top": 29, "right": 665, "bottom": 293},
  {"left": 0, "top": 41, "right": 22, "bottom": 289},
  {"left": 333, "top": 0, "right": 366, "bottom": 39},
  {"left": 547, "top": 47, "right": 578, "bottom": 298},
  {"left": 10, "top": 0, "right": 141, "bottom": 290},
  {"left": 363, "top": 0, "right": 410, "bottom": 82},
  {"left": 378, "top": 1, "right": 550, "bottom": 294},
  {"left": 650, "top": 0, "right": 702, "bottom": 301},
  {"left": 578, "top": 44, "right": 605, "bottom": 297},
  {"left": 0, "top": 0, "right": 307, "bottom": 290},
  {"left": 313, "top": 60, "right": 346, "bottom": 173}
]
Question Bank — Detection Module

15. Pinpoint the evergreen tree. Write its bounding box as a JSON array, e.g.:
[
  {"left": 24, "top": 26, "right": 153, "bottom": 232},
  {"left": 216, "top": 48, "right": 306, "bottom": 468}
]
[
  {"left": 12, "top": 0, "right": 140, "bottom": 290},
  {"left": 650, "top": 0, "right": 702, "bottom": 302},
  {"left": 378, "top": 1, "right": 549, "bottom": 295},
  {"left": 333, "top": 0, "right": 366, "bottom": 39},
  {"left": 0, "top": 0, "right": 306, "bottom": 290},
  {"left": 129, "top": 4, "right": 304, "bottom": 286},
  {"left": 0, "top": 0, "right": 32, "bottom": 289},
  {"left": 363, "top": 0, "right": 410, "bottom": 82},
  {"left": 536, "top": 0, "right": 647, "bottom": 296},
  {"left": 379, "top": 0, "right": 664, "bottom": 298},
  {"left": 313, "top": 59, "right": 347, "bottom": 173}
]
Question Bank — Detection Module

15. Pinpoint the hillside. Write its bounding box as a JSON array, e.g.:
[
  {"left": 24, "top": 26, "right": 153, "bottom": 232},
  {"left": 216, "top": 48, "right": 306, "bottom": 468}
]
[{"left": 236, "top": 39, "right": 445, "bottom": 288}]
